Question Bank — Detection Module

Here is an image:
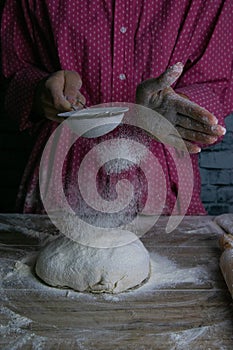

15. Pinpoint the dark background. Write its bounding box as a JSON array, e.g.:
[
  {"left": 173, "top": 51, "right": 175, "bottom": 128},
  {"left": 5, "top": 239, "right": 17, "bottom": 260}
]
[{"left": 0, "top": 0, "right": 34, "bottom": 212}]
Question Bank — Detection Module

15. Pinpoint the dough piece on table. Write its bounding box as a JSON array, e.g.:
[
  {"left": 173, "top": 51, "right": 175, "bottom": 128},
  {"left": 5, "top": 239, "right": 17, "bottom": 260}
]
[
  {"left": 219, "top": 233, "right": 233, "bottom": 251},
  {"left": 214, "top": 214, "right": 233, "bottom": 235},
  {"left": 35, "top": 236, "right": 150, "bottom": 293},
  {"left": 219, "top": 233, "right": 233, "bottom": 298},
  {"left": 220, "top": 247, "right": 233, "bottom": 298}
]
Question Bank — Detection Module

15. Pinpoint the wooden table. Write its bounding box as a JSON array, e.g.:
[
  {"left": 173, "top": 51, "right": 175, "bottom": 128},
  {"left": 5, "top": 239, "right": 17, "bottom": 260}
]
[{"left": 0, "top": 214, "right": 232, "bottom": 349}]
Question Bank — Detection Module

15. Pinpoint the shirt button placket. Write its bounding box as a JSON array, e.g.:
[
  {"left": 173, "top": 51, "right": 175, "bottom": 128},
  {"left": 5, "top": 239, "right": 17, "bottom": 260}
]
[
  {"left": 119, "top": 27, "right": 127, "bottom": 82},
  {"left": 112, "top": 1, "right": 128, "bottom": 100}
]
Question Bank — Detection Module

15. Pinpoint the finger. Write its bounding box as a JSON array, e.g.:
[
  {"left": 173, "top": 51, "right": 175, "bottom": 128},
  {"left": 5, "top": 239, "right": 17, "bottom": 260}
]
[
  {"left": 159, "top": 134, "right": 201, "bottom": 154},
  {"left": 71, "top": 91, "right": 87, "bottom": 109},
  {"left": 176, "top": 126, "right": 219, "bottom": 144},
  {"left": 45, "top": 71, "right": 71, "bottom": 111},
  {"left": 41, "top": 95, "right": 71, "bottom": 115},
  {"left": 40, "top": 100, "right": 70, "bottom": 125},
  {"left": 63, "top": 70, "right": 83, "bottom": 104},
  {"left": 46, "top": 115, "right": 65, "bottom": 123},
  {"left": 146, "top": 120, "right": 202, "bottom": 153},
  {"left": 183, "top": 140, "right": 201, "bottom": 154},
  {"left": 155, "top": 62, "right": 184, "bottom": 90},
  {"left": 176, "top": 114, "right": 226, "bottom": 137},
  {"left": 136, "top": 62, "right": 184, "bottom": 106},
  {"left": 43, "top": 104, "right": 65, "bottom": 123},
  {"left": 167, "top": 92, "right": 218, "bottom": 125}
]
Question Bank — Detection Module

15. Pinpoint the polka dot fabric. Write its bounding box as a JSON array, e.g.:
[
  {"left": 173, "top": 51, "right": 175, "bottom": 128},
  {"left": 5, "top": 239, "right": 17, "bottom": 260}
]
[{"left": 1, "top": 0, "right": 233, "bottom": 215}]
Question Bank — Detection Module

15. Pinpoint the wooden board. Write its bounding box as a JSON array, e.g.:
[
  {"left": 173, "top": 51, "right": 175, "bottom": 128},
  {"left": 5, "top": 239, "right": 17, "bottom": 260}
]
[{"left": 0, "top": 214, "right": 233, "bottom": 349}]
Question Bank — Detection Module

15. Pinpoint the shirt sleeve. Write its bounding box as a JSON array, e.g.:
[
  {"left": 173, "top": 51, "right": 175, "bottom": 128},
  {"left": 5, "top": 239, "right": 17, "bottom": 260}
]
[
  {"left": 174, "top": 0, "right": 233, "bottom": 129},
  {"left": 1, "top": 0, "right": 56, "bottom": 131}
]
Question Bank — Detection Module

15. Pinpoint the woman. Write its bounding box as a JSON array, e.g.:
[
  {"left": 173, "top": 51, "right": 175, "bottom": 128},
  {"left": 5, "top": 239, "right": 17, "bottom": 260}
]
[{"left": 1, "top": 0, "right": 232, "bottom": 218}]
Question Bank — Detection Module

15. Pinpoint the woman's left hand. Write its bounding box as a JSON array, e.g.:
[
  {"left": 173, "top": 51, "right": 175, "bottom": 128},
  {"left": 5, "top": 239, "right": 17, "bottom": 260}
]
[{"left": 136, "top": 62, "right": 226, "bottom": 153}]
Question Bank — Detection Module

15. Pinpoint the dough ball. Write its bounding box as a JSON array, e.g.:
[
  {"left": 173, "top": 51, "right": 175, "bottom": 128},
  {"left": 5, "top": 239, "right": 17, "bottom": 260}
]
[
  {"left": 214, "top": 214, "right": 233, "bottom": 235},
  {"left": 220, "top": 248, "right": 233, "bottom": 297},
  {"left": 35, "top": 236, "right": 150, "bottom": 293}
]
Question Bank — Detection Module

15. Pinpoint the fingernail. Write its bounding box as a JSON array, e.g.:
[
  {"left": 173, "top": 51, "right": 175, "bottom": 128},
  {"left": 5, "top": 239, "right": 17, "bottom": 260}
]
[
  {"left": 220, "top": 126, "right": 226, "bottom": 135},
  {"left": 176, "top": 62, "right": 184, "bottom": 68},
  {"left": 65, "top": 96, "right": 76, "bottom": 104},
  {"left": 211, "top": 125, "right": 226, "bottom": 135},
  {"left": 172, "top": 62, "right": 184, "bottom": 73},
  {"left": 211, "top": 115, "right": 218, "bottom": 124},
  {"left": 77, "top": 99, "right": 87, "bottom": 108},
  {"left": 210, "top": 136, "right": 218, "bottom": 143},
  {"left": 191, "top": 146, "right": 201, "bottom": 153}
]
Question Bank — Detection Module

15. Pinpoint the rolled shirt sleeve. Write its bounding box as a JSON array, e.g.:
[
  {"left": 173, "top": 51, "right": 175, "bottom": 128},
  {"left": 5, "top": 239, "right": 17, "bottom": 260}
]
[{"left": 1, "top": 0, "right": 57, "bottom": 130}]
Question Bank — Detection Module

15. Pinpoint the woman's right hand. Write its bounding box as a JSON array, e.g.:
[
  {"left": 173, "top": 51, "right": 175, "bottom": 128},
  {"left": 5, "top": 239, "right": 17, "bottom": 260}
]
[{"left": 34, "top": 70, "right": 86, "bottom": 122}]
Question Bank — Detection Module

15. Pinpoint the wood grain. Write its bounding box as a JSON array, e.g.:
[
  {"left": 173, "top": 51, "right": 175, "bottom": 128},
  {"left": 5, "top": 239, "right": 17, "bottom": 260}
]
[{"left": 0, "top": 214, "right": 233, "bottom": 349}]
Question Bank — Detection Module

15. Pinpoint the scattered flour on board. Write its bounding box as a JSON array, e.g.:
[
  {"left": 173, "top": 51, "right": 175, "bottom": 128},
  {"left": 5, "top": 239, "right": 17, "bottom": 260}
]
[
  {"left": 169, "top": 321, "right": 232, "bottom": 350},
  {"left": 0, "top": 249, "right": 209, "bottom": 349},
  {"left": 0, "top": 306, "right": 47, "bottom": 350},
  {"left": 102, "top": 252, "right": 208, "bottom": 301},
  {"left": 0, "top": 215, "right": 220, "bottom": 349},
  {"left": 1, "top": 245, "right": 208, "bottom": 303}
]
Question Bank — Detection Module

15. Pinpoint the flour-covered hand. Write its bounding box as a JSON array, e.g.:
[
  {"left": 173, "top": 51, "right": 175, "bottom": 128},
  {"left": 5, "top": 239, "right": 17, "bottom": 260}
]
[
  {"left": 34, "top": 70, "right": 86, "bottom": 122},
  {"left": 136, "top": 62, "right": 226, "bottom": 153}
]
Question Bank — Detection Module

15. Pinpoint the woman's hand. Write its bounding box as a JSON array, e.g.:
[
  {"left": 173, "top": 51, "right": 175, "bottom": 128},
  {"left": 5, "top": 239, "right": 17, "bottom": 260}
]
[
  {"left": 136, "top": 62, "right": 226, "bottom": 153},
  {"left": 34, "top": 70, "right": 86, "bottom": 122}
]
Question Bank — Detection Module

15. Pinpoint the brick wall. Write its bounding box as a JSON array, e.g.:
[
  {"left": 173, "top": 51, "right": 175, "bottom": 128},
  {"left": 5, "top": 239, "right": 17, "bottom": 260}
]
[{"left": 199, "top": 114, "right": 233, "bottom": 215}]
